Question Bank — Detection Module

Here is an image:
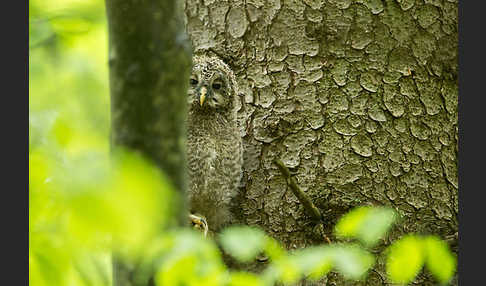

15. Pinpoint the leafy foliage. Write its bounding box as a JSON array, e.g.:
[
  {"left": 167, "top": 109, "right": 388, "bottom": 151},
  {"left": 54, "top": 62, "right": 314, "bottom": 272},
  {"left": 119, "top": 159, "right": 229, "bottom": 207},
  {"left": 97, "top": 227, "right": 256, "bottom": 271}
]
[
  {"left": 386, "top": 234, "right": 457, "bottom": 285},
  {"left": 335, "top": 206, "right": 397, "bottom": 247},
  {"left": 424, "top": 236, "right": 457, "bottom": 284},
  {"left": 219, "top": 226, "right": 267, "bottom": 263},
  {"left": 154, "top": 231, "right": 227, "bottom": 286},
  {"left": 29, "top": 1, "right": 457, "bottom": 285},
  {"left": 386, "top": 235, "right": 425, "bottom": 284}
]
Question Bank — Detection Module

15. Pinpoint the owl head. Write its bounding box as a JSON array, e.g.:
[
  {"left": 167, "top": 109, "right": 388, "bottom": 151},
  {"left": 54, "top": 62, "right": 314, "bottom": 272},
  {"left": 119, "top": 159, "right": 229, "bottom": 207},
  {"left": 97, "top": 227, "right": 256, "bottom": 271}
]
[{"left": 188, "top": 55, "right": 238, "bottom": 112}]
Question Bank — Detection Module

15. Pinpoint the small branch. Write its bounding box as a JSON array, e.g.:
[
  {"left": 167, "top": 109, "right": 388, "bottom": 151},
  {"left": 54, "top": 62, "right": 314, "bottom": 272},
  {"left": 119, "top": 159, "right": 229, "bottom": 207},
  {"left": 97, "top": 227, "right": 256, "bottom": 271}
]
[
  {"left": 274, "top": 159, "right": 322, "bottom": 221},
  {"left": 273, "top": 159, "right": 331, "bottom": 243},
  {"left": 313, "top": 223, "right": 332, "bottom": 244}
]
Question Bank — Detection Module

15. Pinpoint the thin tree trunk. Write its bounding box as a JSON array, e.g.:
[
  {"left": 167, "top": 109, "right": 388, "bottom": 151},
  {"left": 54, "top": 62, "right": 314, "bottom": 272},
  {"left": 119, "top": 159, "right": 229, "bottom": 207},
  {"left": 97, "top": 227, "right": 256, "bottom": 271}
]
[
  {"left": 105, "top": 0, "right": 191, "bottom": 285},
  {"left": 184, "top": 0, "right": 458, "bottom": 285}
]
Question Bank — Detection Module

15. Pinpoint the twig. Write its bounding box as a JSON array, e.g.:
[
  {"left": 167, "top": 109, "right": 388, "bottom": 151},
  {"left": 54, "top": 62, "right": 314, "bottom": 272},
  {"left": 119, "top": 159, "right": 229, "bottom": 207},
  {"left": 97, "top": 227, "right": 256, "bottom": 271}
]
[
  {"left": 274, "top": 159, "right": 322, "bottom": 221},
  {"left": 273, "top": 159, "right": 331, "bottom": 243}
]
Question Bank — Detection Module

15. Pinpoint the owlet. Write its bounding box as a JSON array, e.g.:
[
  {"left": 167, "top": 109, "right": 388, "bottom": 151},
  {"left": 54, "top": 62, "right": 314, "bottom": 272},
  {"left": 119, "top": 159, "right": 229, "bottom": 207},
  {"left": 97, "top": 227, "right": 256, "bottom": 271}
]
[{"left": 186, "top": 54, "right": 243, "bottom": 234}]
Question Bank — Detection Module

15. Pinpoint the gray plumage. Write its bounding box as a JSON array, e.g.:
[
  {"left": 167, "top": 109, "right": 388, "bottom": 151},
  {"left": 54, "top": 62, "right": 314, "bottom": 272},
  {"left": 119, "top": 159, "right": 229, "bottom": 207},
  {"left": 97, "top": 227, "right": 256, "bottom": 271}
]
[{"left": 186, "top": 54, "right": 243, "bottom": 232}]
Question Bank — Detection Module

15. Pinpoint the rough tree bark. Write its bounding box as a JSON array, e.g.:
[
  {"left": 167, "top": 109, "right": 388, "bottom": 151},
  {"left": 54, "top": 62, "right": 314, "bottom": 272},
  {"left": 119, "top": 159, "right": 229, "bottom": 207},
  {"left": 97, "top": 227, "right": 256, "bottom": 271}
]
[
  {"left": 184, "top": 0, "right": 458, "bottom": 285},
  {"left": 105, "top": 0, "right": 191, "bottom": 285}
]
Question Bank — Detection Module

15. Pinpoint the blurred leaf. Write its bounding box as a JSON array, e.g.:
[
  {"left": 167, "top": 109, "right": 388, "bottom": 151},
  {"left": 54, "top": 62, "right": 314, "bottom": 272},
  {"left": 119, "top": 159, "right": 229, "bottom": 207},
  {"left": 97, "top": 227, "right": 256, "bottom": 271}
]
[
  {"left": 64, "top": 150, "right": 175, "bottom": 254},
  {"left": 219, "top": 226, "right": 267, "bottom": 263},
  {"left": 290, "top": 246, "right": 333, "bottom": 281},
  {"left": 386, "top": 235, "right": 425, "bottom": 284},
  {"left": 263, "top": 244, "right": 373, "bottom": 284},
  {"left": 50, "top": 16, "right": 94, "bottom": 34},
  {"left": 29, "top": 150, "right": 51, "bottom": 192},
  {"left": 29, "top": 150, "right": 65, "bottom": 244},
  {"left": 29, "top": 1, "right": 144, "bottom": 285},
  {"left": 330, "top": 245, "right": 375, "bottom": 280},
  {"left": 29, "top": 110, "right": 58, "bottom": 150},
  {"left": 359, "top": 207, "right": 396, "bottom": 246},
  {"left": 335, "top": 206, "right": 370, "bottom": 238},
  {"left": 29, "top": 253, "right": 47, "bottom": 286},
  {"left": 335, "top": 206, "right": 397, "bottom": 247},
  {"left": 266, "top": 256, "right": 301, "bottom": 285},
  {"left": 29, "top": 231, "right": 72, "bottom": 286},
  {"left": 72, "top": 251, "right": 112, "bottom": 286},
  {"left": 30, "top": 251, "right": 66, "bottom": 285},
  {"left": 423, "top": 236, "right": 456, "bottom": 284},
  {"left": 51, "top": 113, "right": 74, "bottom": 148},
  {"left": 156, "top": 231, "right": 226, "bottom": 286},
  {"left": 229, "top": 272, "right": 265, "bottom": 286},
  {"left": 29, "top": 17, "right": 56, "bottom": 50},
  {"left": 263, "top": 236, "right": 286, "bottom": 262}
]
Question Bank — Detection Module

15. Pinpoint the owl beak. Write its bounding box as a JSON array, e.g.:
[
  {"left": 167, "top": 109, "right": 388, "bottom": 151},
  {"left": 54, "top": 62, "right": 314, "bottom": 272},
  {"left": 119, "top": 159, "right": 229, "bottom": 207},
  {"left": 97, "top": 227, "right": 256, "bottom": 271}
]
[{"left": 199, "top": 86, "right": 207, "bottom": 106}]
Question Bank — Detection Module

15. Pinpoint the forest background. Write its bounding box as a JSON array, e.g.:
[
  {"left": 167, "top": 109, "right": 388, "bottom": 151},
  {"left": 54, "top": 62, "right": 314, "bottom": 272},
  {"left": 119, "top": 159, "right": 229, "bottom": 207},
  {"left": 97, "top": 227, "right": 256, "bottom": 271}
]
[{"left": 29, "top": 0, "right": 458, "bottom": 285}]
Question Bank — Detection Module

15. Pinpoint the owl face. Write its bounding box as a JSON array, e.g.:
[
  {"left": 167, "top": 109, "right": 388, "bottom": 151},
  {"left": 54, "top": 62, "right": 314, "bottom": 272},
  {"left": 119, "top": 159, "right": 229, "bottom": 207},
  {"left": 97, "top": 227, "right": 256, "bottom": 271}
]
[{"left": 188, "top": 55, "right": 235, "bottom": 112}]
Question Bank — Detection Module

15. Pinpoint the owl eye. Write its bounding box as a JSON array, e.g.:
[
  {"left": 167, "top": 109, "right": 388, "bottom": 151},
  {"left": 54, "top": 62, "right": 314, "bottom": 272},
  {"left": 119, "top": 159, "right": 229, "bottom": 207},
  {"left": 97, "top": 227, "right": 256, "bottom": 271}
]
[
  {"left": 212, "top": 82, "right": 222, "bottom": 90},
  {"left": 190, "top": 78, "right": 198, "bottom": 86}
]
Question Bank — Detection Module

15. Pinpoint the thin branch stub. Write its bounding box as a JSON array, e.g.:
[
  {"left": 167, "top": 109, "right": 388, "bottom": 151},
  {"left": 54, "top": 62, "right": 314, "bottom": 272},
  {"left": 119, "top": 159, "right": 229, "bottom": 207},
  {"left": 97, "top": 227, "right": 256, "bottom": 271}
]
[{"left": 273, "top": 159, "right": 322, "bottom": 221}]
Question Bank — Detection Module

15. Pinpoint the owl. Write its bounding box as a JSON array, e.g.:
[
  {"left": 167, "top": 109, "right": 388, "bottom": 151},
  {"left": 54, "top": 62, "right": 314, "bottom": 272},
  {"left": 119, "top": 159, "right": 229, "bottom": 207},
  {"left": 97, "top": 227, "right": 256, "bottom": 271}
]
[{"left": 186, "top": 54, "right": 243, "bottom": 235}]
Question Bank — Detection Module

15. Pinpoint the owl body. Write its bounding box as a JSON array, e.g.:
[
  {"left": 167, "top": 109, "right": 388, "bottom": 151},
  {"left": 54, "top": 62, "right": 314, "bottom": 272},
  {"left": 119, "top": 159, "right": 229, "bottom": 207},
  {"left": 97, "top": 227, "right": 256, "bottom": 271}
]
[{"left": 186, "top": 55, "right": 242, "bottom": 232}]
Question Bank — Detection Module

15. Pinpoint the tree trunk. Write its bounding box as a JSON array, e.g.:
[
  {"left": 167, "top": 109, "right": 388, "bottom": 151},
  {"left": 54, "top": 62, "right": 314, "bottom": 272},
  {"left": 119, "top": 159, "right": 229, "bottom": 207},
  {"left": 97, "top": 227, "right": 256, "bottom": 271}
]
[
  {"left": 184, "top": 0, "right": 458, "bottom": 285},
  {"left": 105, "top": 0, "right": 191, "bottom": 285}
]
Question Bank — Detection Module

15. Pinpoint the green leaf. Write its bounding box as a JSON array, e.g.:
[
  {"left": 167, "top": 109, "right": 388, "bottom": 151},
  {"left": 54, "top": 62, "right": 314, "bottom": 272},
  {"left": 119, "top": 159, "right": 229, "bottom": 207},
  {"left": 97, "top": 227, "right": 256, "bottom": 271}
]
[
  {"left": 386, "top": 235, "right": 425, "bottom": 284},
  {"left": 62, "top": 149, "right": 175, "bottom": 254},
  {"left": 335, "top": 206, "right": 371, "bottom": 238},
  {"left": 219, "top": 226, "right": 267, "bottom": 263},
  {"left": 155, "top": 231, "right": 226, "bottom": 286},
  {"left": 335, "top": 206, "right": 397, "bottom": 247},
  {"left": 423, "top": 236, "right": 456, "bottom": 284},
  {"left": 50, "top": 16, "right": 94, "bottom": 34},
  {"left": 359, "top": 207, "right": 397, "bottom": 246},
  {"left": 263, "top": 236, "right": 286, "bottom": 261},
  {"left": 229, "top": 272, "right": 265, "bottom": 286},
  {"left": 290, "top": 246, "right": 333, "bottom": 280},
  {"left": 51, "top": 115, "right": 74, "bottom": 148},
  {"left": 330, "top": 245, "right": 375, "bottom": 280},
  {"left": 269, "top": 256, "right": 301, "bottom": 285},
  {"left": 72, "top": 251, "right": 112, "bottom": 286}
]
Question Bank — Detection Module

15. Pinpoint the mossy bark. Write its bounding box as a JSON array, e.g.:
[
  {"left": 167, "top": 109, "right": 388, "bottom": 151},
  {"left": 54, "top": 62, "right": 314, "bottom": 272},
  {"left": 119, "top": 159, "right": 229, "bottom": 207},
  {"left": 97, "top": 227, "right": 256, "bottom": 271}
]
[
  {"left": 105, "top": 0, "right": 191, "bottom": 285},
  {"left": 185, "top": 0, "right": 458, "bottom": 285}
]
